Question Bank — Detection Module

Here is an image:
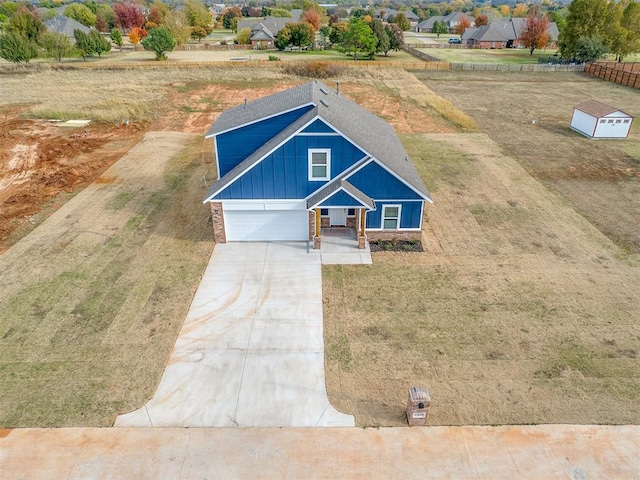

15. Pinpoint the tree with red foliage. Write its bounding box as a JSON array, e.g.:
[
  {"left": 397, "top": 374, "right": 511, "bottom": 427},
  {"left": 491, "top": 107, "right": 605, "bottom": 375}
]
[
  {"left": 114, "top": 3, "right": 144, "bottom": 31},
  {"left": 520, "top": 13, "right": 550, "bottom": 55},
  {"left": 475, "top": 14, "right": 488, "bottom": 27},
  {"left": 455, "top": 16, "right": 471, "bottom": 35},
  {"left": 301, "top": 9, "right": 320, "bottom": 32}
]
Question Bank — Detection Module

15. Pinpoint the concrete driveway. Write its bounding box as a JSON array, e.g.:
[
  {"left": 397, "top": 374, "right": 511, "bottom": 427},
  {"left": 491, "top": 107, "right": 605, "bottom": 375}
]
[{"left": 115, "top": 242, "right": 354, "bottom": 427}]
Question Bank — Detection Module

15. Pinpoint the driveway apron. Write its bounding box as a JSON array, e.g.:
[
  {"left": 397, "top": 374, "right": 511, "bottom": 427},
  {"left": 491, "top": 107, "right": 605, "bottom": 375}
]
[{"left": 115, "top": 242, "right": 354, "bottom": 427}]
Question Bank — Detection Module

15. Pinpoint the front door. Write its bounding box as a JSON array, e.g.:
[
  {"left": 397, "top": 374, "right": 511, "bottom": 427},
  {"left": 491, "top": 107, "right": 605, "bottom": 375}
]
[{"left": 329, "top": 208, "right": 347, "bottom": 226}]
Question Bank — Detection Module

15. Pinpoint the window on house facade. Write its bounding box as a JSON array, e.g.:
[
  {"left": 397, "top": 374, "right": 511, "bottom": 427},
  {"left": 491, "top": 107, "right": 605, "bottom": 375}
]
[
  {"left": 599, "top": 119, "right": 606, "bottom": 123},
  {"left": 608, "top": 119, "right": 614, "bottom": 123},
  {"left": 347, "top": 209, "right": 355, "bottom": 216},
  {"left": 623, "top": 119, "right": 630, "bottom": 123},
  {"left": 382, "top": 205, "right": 401, "bottom": 229},
  {"left": 616, "top": 119, "right": 622, "bottom": 123},
  {"left": 321, "top": 208, "right": 329, "bottom": 216},
  {"left": 308, "top": 149, "right": 330, "bottom": 181}
]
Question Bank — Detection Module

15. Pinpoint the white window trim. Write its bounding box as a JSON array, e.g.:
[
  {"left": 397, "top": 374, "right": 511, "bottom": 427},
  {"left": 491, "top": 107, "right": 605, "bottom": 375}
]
[
  {"left": 382, "top": 204, "right": 401, "bottom": 230},
  {"left": 308, "top": 148, "right": 331, "bottom": 181}
]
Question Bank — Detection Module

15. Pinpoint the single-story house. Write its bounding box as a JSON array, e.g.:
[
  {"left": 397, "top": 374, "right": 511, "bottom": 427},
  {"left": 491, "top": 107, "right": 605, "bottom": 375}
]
[
  {"left": 570, "top": 100, "right": 634, "bottom": 139},
  {"left": 237, "top": 16, "right": 295, "bottom": 48},
  {"left": 462, "top": 18, "right": 558, "bottom": 49},
  {"left": 203, "top": 81, "right": 433, "bottom": 248},
  {"left": 43, "top": 15, "right": 91, "bottom": 42},
  {"left": 415, "top": 12, "right": 474, "bottom": 33}
]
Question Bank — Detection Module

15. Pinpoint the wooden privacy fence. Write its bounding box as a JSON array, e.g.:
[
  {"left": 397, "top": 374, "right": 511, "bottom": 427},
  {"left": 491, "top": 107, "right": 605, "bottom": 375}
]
[{"left": 585, "top": 62, "right": 640, "bottom": 90}]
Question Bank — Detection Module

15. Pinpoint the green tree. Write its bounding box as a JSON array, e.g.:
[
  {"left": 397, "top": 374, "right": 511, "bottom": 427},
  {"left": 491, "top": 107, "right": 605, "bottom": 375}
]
[
  {"left": 73, "top": 29, "right": 93, "bottom": 60},
  {"left": 110, "top": 28, "right": 123, "bottom": 48},
  {"left": 0, "top": 31, "right": 38, "bottom": 62},
  {"left": 371, "top": 18, "right": 389, "bottom": 55},
  {"left": 393, "top": 12, "right": 410, "bottom": 31},
  {"left": 275, "top": 22, "right": 314, "bottom": 49},
  {"left": 269, "top": 8, "right": 293, "bottom": 18},
  {"left": 574, "top": 35, "right": 608, "bottom": 62},
  {"left": 64, "top": 3, "right": 96, "bottom": 27},
  {"left": 620, "top": 1, "right": 640, "bottom": 60},
  {"left": 318, "top": 24, "right": 330, "bottom": 49},
  {"left": 236, "top": 27, "right": 251, "bottom": 45},
  {"left": 38, "top": 30, "right": 73, "bottom": 61},
  {"left": 609, "top": 0, "right": 640, "bottom": 61},
  {"left": 164, "top": 11, "right": 191, "bottom": 46},
  {"left": 184, "top": 0, "right": 212, "bottom": 28},
  {"left": 5, "top": 6, "right": 44, "bottom": 41},
  {"left": 141, "top": 25, "right": 175, "bottom": 60},
  {"left": 221, "top": 7, "right": 242, "bottom": 29},
  {"left": 329, "top": 21, "right": 348, "bottom": 45},
  {"left": 385, "top": 23, "right": 404, "bottom": 52},
  {"left": 432, "top": 20, "right": 447, "bottom": 37},
  {"left": 274, "top": 24, "right": 291, "bottom": 50},
  {"left": 190, "top": 25, "right": 207, "bottom": 42},
  {"left": 338, "top": 17, "right": 377, "bottom": 60},
  {"left": 89, "top": 30, "right": 110, "bottom": 56},
  {"left": 558, "top": 0, "right": 608, "bottom": 59}
]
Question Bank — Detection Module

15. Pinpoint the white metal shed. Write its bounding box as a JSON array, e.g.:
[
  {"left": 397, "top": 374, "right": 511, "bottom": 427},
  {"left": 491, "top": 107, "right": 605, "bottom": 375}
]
[{"left": 570, "top": 100, "right": 634, "bottom": 139}]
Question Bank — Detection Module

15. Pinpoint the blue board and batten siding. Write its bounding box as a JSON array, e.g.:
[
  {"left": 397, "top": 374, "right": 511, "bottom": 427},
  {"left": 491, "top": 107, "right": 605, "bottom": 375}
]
[
  {"left": 348, "top": 161, "right": 424, "bottom": 229},
  {"left": 347, "top": 162, "right": 424, "bottom": 200},
  {"left": 215, "top": 134, "right": 366, "bottom": 200},
  {"left": 216, "top": 107, "right": 313, "bottom": 178},
  {"left": 319, "top": 190, "right": 366, "bottom": 208},
  {"left": 365, "top": 201, "right": 423, "bottom": 229},
  {"left": 301, "top": 119, "right": 336, "bottom": 134}
]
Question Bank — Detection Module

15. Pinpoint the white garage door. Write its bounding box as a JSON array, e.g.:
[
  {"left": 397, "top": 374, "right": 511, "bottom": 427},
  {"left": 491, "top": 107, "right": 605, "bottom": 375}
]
[{"left": 224, "top": 209, "right": 309, "bottom": 242}]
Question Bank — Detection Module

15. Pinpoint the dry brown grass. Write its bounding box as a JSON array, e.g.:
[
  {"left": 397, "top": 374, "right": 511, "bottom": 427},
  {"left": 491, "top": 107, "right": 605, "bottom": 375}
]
[
  {"left": 324, "top": 132, "right": 640, "bottom": 427},
  {"left": 0, "top": 134, "right": 215, "bottom": 427}
]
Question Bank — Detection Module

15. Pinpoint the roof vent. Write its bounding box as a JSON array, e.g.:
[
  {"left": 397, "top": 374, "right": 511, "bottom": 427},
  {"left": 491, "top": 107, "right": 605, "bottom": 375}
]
[
  {"left": 320, "top": 87, "right": 329, "bottom": 95},
  {"left": 320, "top": 99, "right": 329, "bottom": 107}
]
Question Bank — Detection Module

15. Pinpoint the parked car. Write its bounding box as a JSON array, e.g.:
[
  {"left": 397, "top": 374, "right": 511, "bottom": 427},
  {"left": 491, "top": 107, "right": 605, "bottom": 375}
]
[{"left": 448, "top": 38, "right": 461, "bottom": 44}]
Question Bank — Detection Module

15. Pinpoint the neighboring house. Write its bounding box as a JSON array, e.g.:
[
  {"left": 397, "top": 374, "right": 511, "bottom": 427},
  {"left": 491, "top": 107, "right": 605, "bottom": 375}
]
[
  {"left": 237, "top": 16, "right": 294, "bottom": 44},
  {"left": 415, "top": 12, "right": 474, "bottom": 33},
  {"left": 570, "top": 100, "right": 634, "bottom": 139},
  {"left": 462, "top": 18, "right": 558, "bottom": 49},
  {"left": 44, "top": 15, "right": 91, "bottom": 42},
  {"left": 203, "top": 81, "right": 433, "bottom": 248},
  {"left": 210, "top": 4, "right": 225, "bottom": 16},
  {"left": 247, "top": 23, "right": 275, "bottom": 49},
  {"left": 376, "top": 9, "right": 419, "bottom": 26}
]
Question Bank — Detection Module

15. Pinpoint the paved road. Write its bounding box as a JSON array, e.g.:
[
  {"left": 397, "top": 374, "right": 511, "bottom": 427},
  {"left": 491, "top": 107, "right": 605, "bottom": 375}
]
[
  {"left": 2, "top": 425, "right": 639, "bottom": 479},
  {"left": 116, "top": 242, "right": 354, "bottom": 427}
]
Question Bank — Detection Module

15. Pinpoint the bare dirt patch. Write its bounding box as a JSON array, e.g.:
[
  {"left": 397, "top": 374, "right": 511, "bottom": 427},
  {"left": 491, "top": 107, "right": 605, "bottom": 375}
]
[{"left": 0, "top": 109, "right": 145, "bottom": 251}]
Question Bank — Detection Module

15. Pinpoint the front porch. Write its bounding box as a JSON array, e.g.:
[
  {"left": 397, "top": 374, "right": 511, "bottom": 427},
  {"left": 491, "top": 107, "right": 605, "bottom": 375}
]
[{"left": 308, "top": 227, "right": 372, "bottom": 265}]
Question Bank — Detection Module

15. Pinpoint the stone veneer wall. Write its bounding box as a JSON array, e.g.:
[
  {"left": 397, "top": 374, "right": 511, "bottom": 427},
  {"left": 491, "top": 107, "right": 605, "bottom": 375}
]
[{"left": 210, "top": 202, "right": 227, "bottom": 243}]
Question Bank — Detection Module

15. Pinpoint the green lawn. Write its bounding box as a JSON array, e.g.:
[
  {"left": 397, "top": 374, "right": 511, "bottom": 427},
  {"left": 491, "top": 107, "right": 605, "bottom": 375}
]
[{"left": 416, "top": 46, "right": 560, "bottom": 64}]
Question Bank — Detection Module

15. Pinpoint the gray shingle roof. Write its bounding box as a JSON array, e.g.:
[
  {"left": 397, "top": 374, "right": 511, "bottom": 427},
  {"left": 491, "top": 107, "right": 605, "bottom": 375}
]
[
  {"left": 44, "top": 15, "right": 91, "bottom": 38},
  {"left": 204, "top": 81, "right": 432, "bottom": 203},
  {"left": 307, "top": 179, "right": 375, "bottom": 210},
  {"left": 237, "top": 16, "right": 293, "bottom": 37}
]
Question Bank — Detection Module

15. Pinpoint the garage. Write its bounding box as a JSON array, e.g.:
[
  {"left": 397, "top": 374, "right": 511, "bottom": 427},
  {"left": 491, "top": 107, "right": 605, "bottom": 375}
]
[{"left": 224, "top": 209, "right": 309, "bottom": 242}]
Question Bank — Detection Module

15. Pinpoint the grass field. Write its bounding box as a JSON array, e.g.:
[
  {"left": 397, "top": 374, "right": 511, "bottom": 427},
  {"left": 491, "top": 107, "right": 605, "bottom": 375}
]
[
  {"left": 416, "top": 46, "right": 560, "bottom": 64},
  {"left": 1, "top": 64, "right": 639, "bottom": 427},
  {"left": 324, "top": 69, "right": 640, "bottom": 426}
]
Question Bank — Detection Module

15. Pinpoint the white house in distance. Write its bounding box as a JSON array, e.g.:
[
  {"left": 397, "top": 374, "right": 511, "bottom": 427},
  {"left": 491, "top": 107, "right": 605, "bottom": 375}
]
[{"left": 570, "top": 100, "right": 634, "bottom": 139}]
